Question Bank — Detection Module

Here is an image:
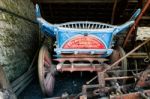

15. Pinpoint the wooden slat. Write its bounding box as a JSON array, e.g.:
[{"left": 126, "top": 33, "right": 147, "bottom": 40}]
[
  {"left": 11, "top": 67, "right": 35, "bottom": 88},
  {"left": 12, "top": 72, "right": 34, "bottom": 92},
  {"left": 15, "top": 78, "right": 33, "bottom": 96},
  {"left": 9, "top": 67, "right": 35, "bottom": 96}
]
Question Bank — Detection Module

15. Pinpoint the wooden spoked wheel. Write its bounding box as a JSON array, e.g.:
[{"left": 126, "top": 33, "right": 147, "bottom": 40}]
[
  {"left": 110, "top": 46, "right": 128, "bottom": 84},
  {"left": 38, "top": 45, "right": 55, "bottom": 96}
]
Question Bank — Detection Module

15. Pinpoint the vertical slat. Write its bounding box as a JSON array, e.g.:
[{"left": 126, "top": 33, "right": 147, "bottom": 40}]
[
  {"left": 91, "top": 24, "right": 94, "bottom": 29},
  {"left": 75, "top": 24, "right": 77, "bottom": 28},
  {"left": 98, "top": 24, "right": 101, "bottom": 29},
  {"left": 102, "top": 25, "right": 104, "bottom": 29},
  {"left": 83, "top": 23, "right": 85, "bottom": 28},
  {"left": 88, "top": 23, "right": 90, "bottom": 29},
  {"left": 79, "top": 23, "right": 81, "bottom": 28},
  {"left": 86, "top": 22, "right": 88, "bottom": 29}
]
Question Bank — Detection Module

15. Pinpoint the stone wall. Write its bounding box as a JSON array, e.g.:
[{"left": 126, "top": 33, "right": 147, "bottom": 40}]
[{"left": 0, "top": 0, "right": 38, "bottom": 82}]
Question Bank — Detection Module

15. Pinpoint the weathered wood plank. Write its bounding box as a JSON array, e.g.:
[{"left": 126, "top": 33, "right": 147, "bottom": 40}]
[{"left": 137, "top": 27, "right": 150, "bottom": 40}]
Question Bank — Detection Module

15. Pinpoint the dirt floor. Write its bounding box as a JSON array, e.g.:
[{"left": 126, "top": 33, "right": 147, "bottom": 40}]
[{"left": 18, "top": 72, "right": 96, "bottom": 99}]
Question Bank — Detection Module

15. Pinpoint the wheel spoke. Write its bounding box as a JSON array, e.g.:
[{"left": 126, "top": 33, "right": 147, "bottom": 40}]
[
  {"left": 44, "top": 60, "right": 50, "bottom": 67},
  {"left": 38, "top": 45, "right": 55, "bottom": 96},
  {"left": 44, "top": 51, "right": 51, "bottom": 67},
  {"left": 44, "top": 67, "right": 50, "bottom": 73},
  {"left": 44, "top": 73, "right": 51, "bottom": 87},
  {"left": 44, "top": 72, "right": 55, "bottom": 94}
]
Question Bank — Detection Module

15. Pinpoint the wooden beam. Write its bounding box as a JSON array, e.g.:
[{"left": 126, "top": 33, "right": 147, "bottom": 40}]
[
  {"left": 37, "top": 0, "right": 116, "bottom": 3},
  {"left": 111, "top": 0, "right": 117, "bottom": 24},
  {"left": 142, "top": 16, "right": 150, "bottom": 20}
]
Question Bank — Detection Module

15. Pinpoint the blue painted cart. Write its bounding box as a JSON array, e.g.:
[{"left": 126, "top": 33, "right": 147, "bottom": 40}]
[{"left": 36, "top": 4, "right": 141, "bottom": 96}]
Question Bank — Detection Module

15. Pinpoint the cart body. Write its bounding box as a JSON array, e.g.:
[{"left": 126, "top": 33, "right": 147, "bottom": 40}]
[{"left": 35, "top": 4, "right": 141, "bottom": 96}]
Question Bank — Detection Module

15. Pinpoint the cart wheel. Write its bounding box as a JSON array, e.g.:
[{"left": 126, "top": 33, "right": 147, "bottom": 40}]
[
  {"left": 110, "top": 46, "right": 127, "bottom": 84},
  {"left": 38, "top": 45, "right": 55, "bottom": 96}
]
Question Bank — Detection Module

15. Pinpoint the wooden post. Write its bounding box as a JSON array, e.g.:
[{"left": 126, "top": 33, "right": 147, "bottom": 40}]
[{"left": 97, "top": 72, "right": 105, "bottom": 87}]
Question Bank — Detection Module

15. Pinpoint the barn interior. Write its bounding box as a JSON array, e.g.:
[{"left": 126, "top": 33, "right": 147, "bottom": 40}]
[{"left": 0, "top": 0, "right": 150, "bottom": 99}]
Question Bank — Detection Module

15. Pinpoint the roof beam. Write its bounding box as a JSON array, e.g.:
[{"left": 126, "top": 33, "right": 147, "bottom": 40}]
[{"left": 36, "top": 0, "right": 116, "bottom": 3}]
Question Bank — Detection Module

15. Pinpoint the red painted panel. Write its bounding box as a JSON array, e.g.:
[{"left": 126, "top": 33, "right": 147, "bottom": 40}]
[{"left": 63, "top": 36, "right": 105, "bottom": 49}]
